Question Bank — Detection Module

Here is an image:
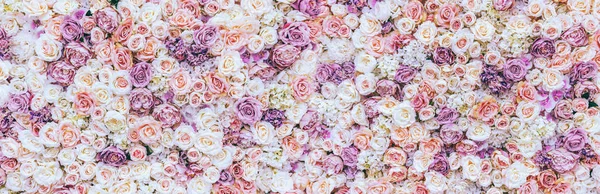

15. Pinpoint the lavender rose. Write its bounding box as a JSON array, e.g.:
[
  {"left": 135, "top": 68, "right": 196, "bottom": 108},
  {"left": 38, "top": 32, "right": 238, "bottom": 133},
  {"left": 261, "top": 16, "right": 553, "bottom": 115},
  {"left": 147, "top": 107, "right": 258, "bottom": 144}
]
[
  {"left": 553, "top": 100, "right": 573, "bottom": 120},
  {"left": 193, "top": 25, "right": 219, "bottom": 49},
  {"left": 394, "top": 65, "right": 418, "bottom": 83},
  {"left": 279, "top": 22, "right": 311, "bottom": 47},
  {"left": 432, "top": 47, "right": 455, "bottom": 65},
  {"left": 94, "top": 7, "right": 119, "bottom": 33},
  {"left": 152, "top": 104, "right": 182, "bottom": 128},
  {"left": 439, "top": 124, "right": 463, "bottom": 144},
  {"left": 323, "top": 155, "right": 344, "bottom": 174},
  {"left": 262, "top": 109, "right": 286, "bottom": 128},
  {"left": 129, "top": 62, "right": 153, "bottom": 88},
  {"left": 561, "top": 128, "right": 587, "bottom": 152},
  {"left": 271, "top": 44, "right": 300, "bottom": 70},
  {"left": 493, "top": 0, "right": 514, "bottom": 11},
  {"left": 570, "top": 62, "right": 598, "bottom": 82},
  {"left": 315, "top": 64, "right": 334, "bottom": 83},
  {"left": 129, "top": 88, "right": 155, "bottom": 115},
  {"left": 63, "top": 42, "right": 91, "bottom": 67},
  {"left": 429, "top": 154, "right": 450, "bottom": 175},
  {"left": 341, "top": 146, "right": 359, "bottom": 166},
  {"left": 436, "top": 107, "right": 459, "bottom": 125},
  {"left": 547, "top": 148, "right": 580, "bottom": 173},
  {"left": 561, "top": 25, "right": 589, "bottom": 47},
  {"left": 332, "top": 62, "right": 356, "bottom": 83},
  {"left": 530, "top": 38, "right": 555, "bottom": 58},
  {"left": 503, "top": 58, "right": 529, "bottom": 82},
  {"left": 60, "top": 16, "right": 83, "bottom": 42},
  {"left": 235, "top": 97, "right": 263, "bottom": 125},
  {"left": 47, "top": 61, "right": 76, "bottom": 86},
  {"left": 291, "top": 0, "right": 325, "bottom": 17},
  {"left": 97, "top": 146, "right": 127, "bottom": 167},
  {"left": 7, "top": 92, "right": 31, "bottom": 113}
]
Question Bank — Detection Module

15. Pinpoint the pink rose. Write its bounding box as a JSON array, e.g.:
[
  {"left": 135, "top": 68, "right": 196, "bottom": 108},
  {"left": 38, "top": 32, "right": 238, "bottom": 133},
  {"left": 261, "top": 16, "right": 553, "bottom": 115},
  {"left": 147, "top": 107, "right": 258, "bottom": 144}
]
[
  {"left": 493, "top": 0, "right": 514, "bottom": 11},
  {"left": 291, "top": 76, "right": 314, "bottom": 101},
  {"left": 279, "top": 22, "right": 311, "bottom": 47},
  {"left": 64, "top": 42, "right": 91, "bottom": 68},
  {"left": 271, "top": 44, "right": 300, "bottom": 70},
  {"left": 152, "top": 104, "right": 182, "bottom": 128},
  {"left": 234, "top": 97, "right": 263, "bottom": 125},
  {"left": 561, "top": 25, "right": 589, "bottom": 47},
  {"left": 47, "top": 61, "right": 76, "bottom": 86},
  {"left": 94, "top": 7, "right": 120, "bottom": 33},
  {"left": 129, "top": 88, "right": 155, "bottom": 115},
  {"left": 560, "top": 128, "right": 587, "bottom": 152}
]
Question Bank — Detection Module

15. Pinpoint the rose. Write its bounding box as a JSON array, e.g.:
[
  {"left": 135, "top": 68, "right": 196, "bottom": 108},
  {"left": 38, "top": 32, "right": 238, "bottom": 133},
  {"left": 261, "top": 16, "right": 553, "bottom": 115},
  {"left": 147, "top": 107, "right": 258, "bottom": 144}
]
[
  {"left": 134, "top": 117, "right": 163, "bottom": 144},
  {"left": 561, "top": 25, "right": 589, "bottom": 47},
  {"left": 35, "top": 34, "right": 63, "bottom": 62},
  {"left": 95, "top": 7, "right": 120, "bottom": 33},
  {"left": 537, "top": 170, "right": 557, "bottom": 189},
  {"left": 472, "top": 96, "right": 499, "bottom": 121},
  {"left": 129, "top": 88, "right": 154, "bottom": 115},
  {"left": 554, "top": 100, "right": 573, "bottom": 119},
  {"left": 291, "top": 0, "right": 324, "bottom": 17},
  {"left": 152, "top": 104, "right": 181, "bottom": 128},
  {"left": 235, "top": 97, "right": 263, "bottom": 125},
  {"left": 493, "top": 0, "right": 514, "bottom": 11},
  {"left": 47, "top": 61, "right": 76, "bottom": 86},
  {"left": 60, "top": 16, "right": 83, "bottom": 42},
  {"left": 291, "top": 76, "right": 314, "bottom": 101},
  {"left": 550, "top": 182, "right": 571, "bottom": 194},
  {"left": 279, "top": 22, "right": 311, "bottom": 47},
  {"left": 392, "top": 101, "right": 416, "bottom": 127},
  {"left": 322, "top": 155, "right": 344, "bottom": 175},
  {"left": 504, "top": 58, "right": 529, "bottom": 82},
  {"left": 193, "top": 25, "right": 219, "bottom": 48},
  {"left": 376, "top": 80, "right": 399, "bottom": 96},
  {"left": 561, "top": 128, "right": 587, "bottom": 152},
  {"left": 341, "top": 146, "right": 359, "bottom": 166},
  {"left": 271, "top": 44, "right": 300, "bottom": 70},
  {"left": 129, "top": 62, "right": 153, "bottom": 88},
  {"left": 530, "top": 38, "right": 555, "bottom": 58},
  {"left": 63, "top": 42, "right": 91, "bottom": 68},
  {"left": 439, "top": 124, "right": 463, "bottom": 144},
  {"left": 97, "top": 146, "right": 127, "bottom": 167},
  {"left": 315, "top": 64, "right": 334, "bottom": 83},
  {"left": 547, "top": 148, "right": 579, "bottom": 173},
  {"left": 394, "top": 65, "right": 417, "bottom": 83},
  {"left": 404, "top": 1, "right": 425, "bottom": 22},
  {"left": 570, "top": 62, "right": 598, "bottom": 82},
  {"left": 436, "top": 107, "right": 459, "bottom": 125},
  {"left": 74, "top": 92, "right": 94, "bottom": 115},
  {"left": 7, "top": 92, "right": 31, "bottom": 113},
  {"left": 113, "top": 18, "right": 133, "bottom": 43},
  {"left": 383, "top": 147, "right": 407, "bottom": 166}
]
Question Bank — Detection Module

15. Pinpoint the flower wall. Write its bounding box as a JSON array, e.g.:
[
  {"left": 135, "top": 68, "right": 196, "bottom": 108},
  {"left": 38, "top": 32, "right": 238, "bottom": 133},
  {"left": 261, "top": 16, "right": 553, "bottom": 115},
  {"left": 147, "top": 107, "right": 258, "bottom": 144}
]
[{"left": 0, "top": 0, "right": 600, "bottom": 193}]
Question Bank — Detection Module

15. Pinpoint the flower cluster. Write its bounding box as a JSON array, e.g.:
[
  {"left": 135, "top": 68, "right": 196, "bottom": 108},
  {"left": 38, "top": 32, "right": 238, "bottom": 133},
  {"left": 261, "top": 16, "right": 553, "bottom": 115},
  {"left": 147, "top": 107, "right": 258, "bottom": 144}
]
[{"left": 1, "top": 0, "right": 600, "bottom": 193}]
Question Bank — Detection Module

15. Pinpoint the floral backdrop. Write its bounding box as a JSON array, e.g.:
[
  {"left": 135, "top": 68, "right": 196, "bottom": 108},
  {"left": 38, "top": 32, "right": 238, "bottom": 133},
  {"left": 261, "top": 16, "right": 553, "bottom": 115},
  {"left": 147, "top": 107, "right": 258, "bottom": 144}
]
[{"left": 0, "top": 0, "right": 600, "bottom": 193}]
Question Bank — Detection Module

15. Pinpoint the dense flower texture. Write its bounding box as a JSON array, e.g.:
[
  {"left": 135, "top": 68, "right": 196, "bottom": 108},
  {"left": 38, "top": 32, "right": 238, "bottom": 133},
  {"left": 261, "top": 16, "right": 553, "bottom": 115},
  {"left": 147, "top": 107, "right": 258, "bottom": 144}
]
[{"left": 2, "top": 0, "right": 600, "bottom": 193}]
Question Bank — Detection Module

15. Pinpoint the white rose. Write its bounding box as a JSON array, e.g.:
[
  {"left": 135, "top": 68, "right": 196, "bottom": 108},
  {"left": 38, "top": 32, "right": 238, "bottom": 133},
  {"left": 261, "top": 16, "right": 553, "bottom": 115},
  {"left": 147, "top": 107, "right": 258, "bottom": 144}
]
[
  {"left": 344, "top": 14, "right": 360, "bottom": 29},
  {"left": 35, "top": 34, "right": 63, "bottom": 61},
  {"left": 175, "top": 125, "right": 196, "bottom": 150},
  {"left": 395, "top": 18, "right": 415, "bottom": 35},
  {"left": 77, "top": 144, "right": 97, "bottom": 162},
  {"left": 351, "top": 104, "right": 369, "bottom": 126},
  {"left": 359, "top": 13, "right": 382, "bottom": 36},
  {"left": 471, "top": 20, "right": 495, "bottom": 41},
  {"left": 330, "top": 4, "right": 347, "bottom": 17},
  {"left": 246, "top": 35, "right": 265, "bottom": 53},
  {"left": 210, "top": 146, "right": 234, "bottom": 170},
  {"left": 202, "top": 166, "right": 221, "bottom": 183},
  {"left": 33, "top": 162, "right": 64, "bottom": 186},
  {"left": 412, "top": 150, "right": 434, "bottom": 172},
  {"left": 354, "top": 73, "right": 377, "bottom": 95},
  {"left": 187, "top": 176, "right": 211, "bottom": 194},
  {"left": 217, "top": 50, "right": 244, "bottom": 76},
  {"left": 516, "top": 102, "right": 540, "bottom": 123},
  {"left": 12, "top": 34, "right": 36, "bottom": 62},
  {"left": 19, "top": 161, "right": 37, "bottom": 177},
  {"left": 542, "top": 69, "right": 565, "bottom": 91},
  {"left": 57, "top": 148, "right": 77, "bottom": 165},
  {"left": 503, "top": 161, "right": 529, "bottom": 189},
  {"left": 259, "top": 27, "right": 278, "bottom": 46},
  {"left": 53, "top": 0, "right": 79, "bottom": 15},
  {"left": 461, "top": 155, "right": 482, "bottom": 181},
  {"left": 195, "top": 131, "right": 223, "bottom": 155},
  {"left": 517, "top": 139, "right": 542, "bottom": 158},
  {"left": 271, "top": 171, "right": 294, "bottom": 193},
  {"left": 415, "top": 21, "right": 437, "bottom": 45},
  {"left": 139, "top": 3, "right": 161, "bottom": 23},
  {"left": 252, "top": 121, "right": 275, "bottom": 145},
  {"left": 286, "top": 103, "right": 308, "bottom": 124},
  {"left": 0, "top": 137, "right": 20, "bottom": 158},
  {"left": 336, "top": 80, "right": 361, "bottom": 103},
  {"left": 20, "top": 0, "right": 50, "bottom": 17},
  {"left": 466, "top": 122, "right": 491, "bottom": 141},
  {"left": 354, "top": 51, "right": 377, "bottom": 73},
  {"left": 392, "top": 101, "right": 416, "bottom": 128},
  {"left": 425, "top": 171, "right": 448, "bottom": 193},
  {"left": 241, "top": 0, "right": 273, "bottom": 15}
]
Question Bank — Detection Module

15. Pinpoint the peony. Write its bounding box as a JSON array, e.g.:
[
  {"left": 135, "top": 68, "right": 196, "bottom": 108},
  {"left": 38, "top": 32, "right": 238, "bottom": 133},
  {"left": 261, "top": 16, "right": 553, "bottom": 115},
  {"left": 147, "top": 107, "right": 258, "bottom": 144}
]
[
  {"left": 63, "top": 42, "right": 91, "bottom": 68},
  {"left": 561, "top": 25, "right": 589, "bottom": 47},
  {"left": 547, "top": 148, "right": 580, "bottom": 173},
  {"left": 570, "top": 62, "right": 597, "bottom": 82},
  {"left": 271, "top": 44, "right": 300, "bottom": 70},
  {"left": 432, "top": 47, "right": 455, "bottom": 65},
  {"left": 394, "top": 65, "right": 418, "bottom": 83}
]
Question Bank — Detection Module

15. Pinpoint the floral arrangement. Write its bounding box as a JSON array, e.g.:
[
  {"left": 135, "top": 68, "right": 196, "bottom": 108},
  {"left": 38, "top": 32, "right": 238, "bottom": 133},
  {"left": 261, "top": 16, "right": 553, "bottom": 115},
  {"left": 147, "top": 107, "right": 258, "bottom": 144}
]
[{"left": 0, "top": 0, "right": 600, "bottom": 193}]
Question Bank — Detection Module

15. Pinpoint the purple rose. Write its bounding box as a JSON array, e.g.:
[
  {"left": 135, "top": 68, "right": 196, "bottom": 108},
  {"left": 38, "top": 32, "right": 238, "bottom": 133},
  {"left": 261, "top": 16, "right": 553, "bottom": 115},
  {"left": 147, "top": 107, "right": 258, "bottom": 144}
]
[
  {"left": 234, "top": 97, "right": 263, "bottom": 125},
  {"left": 553, "top": 100, "right": 573, "bottom": 120},
  {"left": 262, "top": 109, "right": 286, "bottom": 128},
  {"left": 271, "top": 44, "right": 300, "bottom": 70},
  {"left": 547, "top": 148, "right": 579, "bottom": 173},
  {"left": 129, "top": 62, "right": 153, "bottom": 88},
  {"left": 60, "top": 16, "right": 83, "bottom": 42},
  {"left": 530, "top": 38, "right": 555, "bottom": 58},
  {"left": 561, "top": 25, "right": 589, "bottom": 47},
  {"left": 97, "top": 146, "right": 127, "bottom": 167},
  {"left": 315, "top": 64, "right": 334, "bottom": 83},
  {"left": 429, "top": 154, "right": 450, "bottom": 175},
  {"left": 47, "top": 61, "right": 76, "bottom": 86},
  {"left": 560, "top": 128, "right": 587, "bottom": 152},
  {"left": 7, "top": 92, "right": 31, "bottom": 113},
  {"left": 323, "top": 155, "right": 344, "bottom": 174},
  {"left": 218, "top": 170, "right": 234, "bottom": 185},
  {"left": 94, "top": 7, "right": 119, "bottom": 33},
  {"left": 291, "top": 0, "right": 325, "bottom": 17},
  {"left": 493, "top": 0, "right": 514, "bottom": 11},
  {"left": 375, "top": 80, "right": 399, "bottom": 96},
  {"left": 193, "top": 25, "right": 219, "bottom": 49},
  {"left": 570, "top": 62, "right": 598, "bottom": 82},
  {"left": 129, "top": 88, "right": 155, "bottom": 115},
  {"left": 63, "top": 42, "right": 91, "bottom": 67},
  {"left": 341, "top": 146, "right": 359, "bottom": 166},
  {"left": 299, "top": 109, "right": 320, "bottom": 130},
  {"left": 394, "top": 65, "right": 418, "bottom": 83},
  {"left": 279, "top": 22, "right": 311, "bottom": 47},
  {"left": 432, "top": 47, "right": 455, "bottom": 65},
  {"left": 503, "top": 58, "right": 529, "bottom": 82},
  {"left": 332, "top": 62, "right": 356, "bottom": 83},
  {"left": 436, "top": 107, "right": 459, "bottom": 125},
  {"left": 152, "top": 104, "right": 182, "bottom": 128},
  {"left": 439, "top": 124, "right": 463, "bottom": 144}
]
